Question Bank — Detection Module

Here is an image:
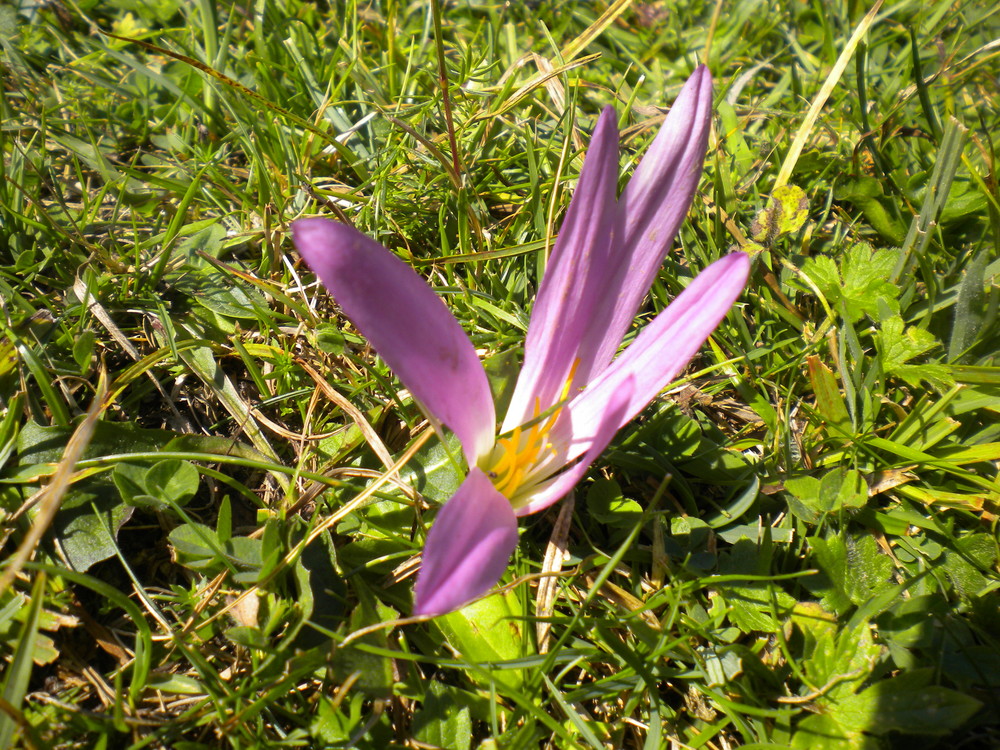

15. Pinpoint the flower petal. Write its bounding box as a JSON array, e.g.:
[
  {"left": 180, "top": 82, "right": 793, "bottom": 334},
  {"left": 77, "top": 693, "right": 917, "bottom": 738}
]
[
  {"left": 502, "top": 107, "right": 620, "bottom": 432},
  {"left": 292, "top": 217, "right": 495, "bottom": 464},
  {"left": 413, "top": 468, "right": 519, "bottom": 616},
  {"left": 590, "top": 65, "right": 715, "bottom": 372},
  {"left": 513, "top": 377, "right": 634, "bottom": 516},
  {"left": 555, "top": 251, "right": 750, "bottom": 464}
]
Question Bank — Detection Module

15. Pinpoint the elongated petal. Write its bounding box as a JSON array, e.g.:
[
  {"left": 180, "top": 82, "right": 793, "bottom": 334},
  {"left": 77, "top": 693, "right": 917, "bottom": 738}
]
[
  {"left": 292, "top": 218, "right": 495, "bottom": 464},
  {"left": 513, "top": 378, "right": 633, "bottom": 516},
  {"left": 502, "top": 107, "right": 620, "bottom": 432},
  {"left": 590, "top": 65, "right": 715, "bottom": 372},
  {"left": 413, "top": 468, "right": 519, "bottom": 616},
  {"left": 554, "top": 252, "right": 750, "bottom": 464}
]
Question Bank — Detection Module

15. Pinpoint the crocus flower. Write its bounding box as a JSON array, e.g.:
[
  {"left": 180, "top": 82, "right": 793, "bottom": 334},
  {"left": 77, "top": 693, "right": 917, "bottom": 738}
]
[{"left": 292, "top": 65, "right": 750, "bottom": 616}]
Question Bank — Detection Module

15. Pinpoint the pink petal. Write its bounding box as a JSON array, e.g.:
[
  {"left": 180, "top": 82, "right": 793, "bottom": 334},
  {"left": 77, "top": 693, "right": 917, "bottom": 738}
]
[
  {"left": 501, "top": 107, "right": 620, "bottom": 432},
  {"left": 292, "top": 218, "right": 495, "bottom": 465},
  {"left": 513, "top": 378, "right": 634, "bottom": 516},
  {"left": 591, "top": 65, "right": 715, "bottom": 372},
  {"left": 555, "top": 251, "right": 750, "bottom": 464},
  {"left": 413, "top": 468, "right": 519, "bottom": 616}
]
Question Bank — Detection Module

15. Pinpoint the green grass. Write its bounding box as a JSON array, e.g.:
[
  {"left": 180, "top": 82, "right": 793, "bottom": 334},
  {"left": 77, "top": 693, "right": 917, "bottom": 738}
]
[{"left": 1, "top": 0, "right": 999, "bottom": 747}]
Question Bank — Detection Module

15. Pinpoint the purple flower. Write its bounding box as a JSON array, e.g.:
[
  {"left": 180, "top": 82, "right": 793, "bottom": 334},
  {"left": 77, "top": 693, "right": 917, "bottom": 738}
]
[{"left": 292, "top": 66, "right": 750, "bottom": 616}]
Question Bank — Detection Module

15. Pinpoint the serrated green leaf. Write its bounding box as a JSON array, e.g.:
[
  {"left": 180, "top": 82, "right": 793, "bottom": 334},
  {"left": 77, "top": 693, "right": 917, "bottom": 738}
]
[
  {"left": 876, "top": 316, "right": 938, "bottom": 373},
  {"left": 798, "top": 244, "right": 901, "bottom": 323}
]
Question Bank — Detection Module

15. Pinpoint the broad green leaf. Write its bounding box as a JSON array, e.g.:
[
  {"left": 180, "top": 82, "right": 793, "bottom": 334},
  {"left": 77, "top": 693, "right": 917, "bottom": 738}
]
[
  {"left": 807, "top": 355, "right": 851, "bottom": 433},
  {"left": 333, "top": 579, "right": 395, "bottom": 696},
  {"left": 791, "top": 712, "right": 877, "bottom": 750},
  {"left": 145, "top": 673, "right": 205, "bottom": 696},
  {"left": 17, "top": 419, "right": 174, "bottom": 466},
  {"left": 15, "top": 420, "right": 144, "bottom": 571},
  {"left": 697, "top": 645, "right": 744, "bottom": 687},
  {"left": 586, "top": 478, "right": 642, "bottom": 526},
  {"left": 292, "top": 529, "right": 346, "bottom": 651},
  {"left": 145, "top": 459, "right": 200, "bottom": 506},
  {"left": 843, "top": 534, "right": 894, "bottom": 607},
  {"left": 630, "top": 404, "right": 704, "bottom": 459},
  {"left": 397, "top": 433, "right": 465, "bottom": 504},
  {"left": 791, "top": 607, "right": 880, "bottom": 705},
  {"left": 225, "top": 625, "right": 270, "bottom": 650},
  {"left": 189, "top": 274, "right": 267, "bottom": 320},
  {"left": 949, "top": 249, "right": 988, "bottom": 361},
  {"left": 436, "top": 589, "right": 533, "bottom": 695},
  {"left": 216, "top": 496, "right": 232, "bottom": 545},
  {"left": 163, "top": 433, "right": 277, "bottom": 464},
  {"left": 174, "top": 222, "right": 229, "bottom": 265},
  {"left": 784, "top": 469, "right": 866, "bottom": 523},
  {"left": 808, "top": 534, "right": 894, "bottom": 614},
  {"left": 783, "top": 475, "right": 823, "bottom": 524},
  {"left": 60, "top": 500, "right": 136, "bottom": 572},
  {"left": 168, "top": 523, "right": 263, "bottom": 583},
  {"left": 879, "top": 594, "right": 947, "bottom": 650},
  {"left": 412, "top": 681, "right": 473, "bottom": 750},
  {"left": 113, "top": 459, "right": 200, "bottom": 511},
  {"left": 941, "top": 533, "right": 997, "bottom": 599},
  {"left": 718, "top": 539, "right": 796, "bottom": 633},
  {"left": 704, "top": 475, "right": 761, "bottom": 529},
  {"left": 718, "top": 100, "right": 755, "bottom": 178},
  {"left": 834, "top": 176, "right": 907, "bottom": 245},
  {"left": 836, "top": 669, "right": 981, "bottom": 736},
  {"left": 0, "top": 394, "right": 23, "bottom": 472},
  {"left": 789, "top": 601, "right": 838, "bottom": 661},
  {"left": 483, "top": 348, "right": 522, "bottom": 421},
  {"left": 111, "top": 461, "right": 149, "bottom": 505},
  {"left": 71, "top": 329, "right": 96, "bottom": 373},
  {"left": 312, "top": 693, "right": 365, "bottom": 745}
]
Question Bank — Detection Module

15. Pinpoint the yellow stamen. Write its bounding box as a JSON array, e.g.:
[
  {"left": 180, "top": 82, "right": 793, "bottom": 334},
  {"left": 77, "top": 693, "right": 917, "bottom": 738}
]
[{"left": 483, "top": 360, "right": 581, "bottom": 501}]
